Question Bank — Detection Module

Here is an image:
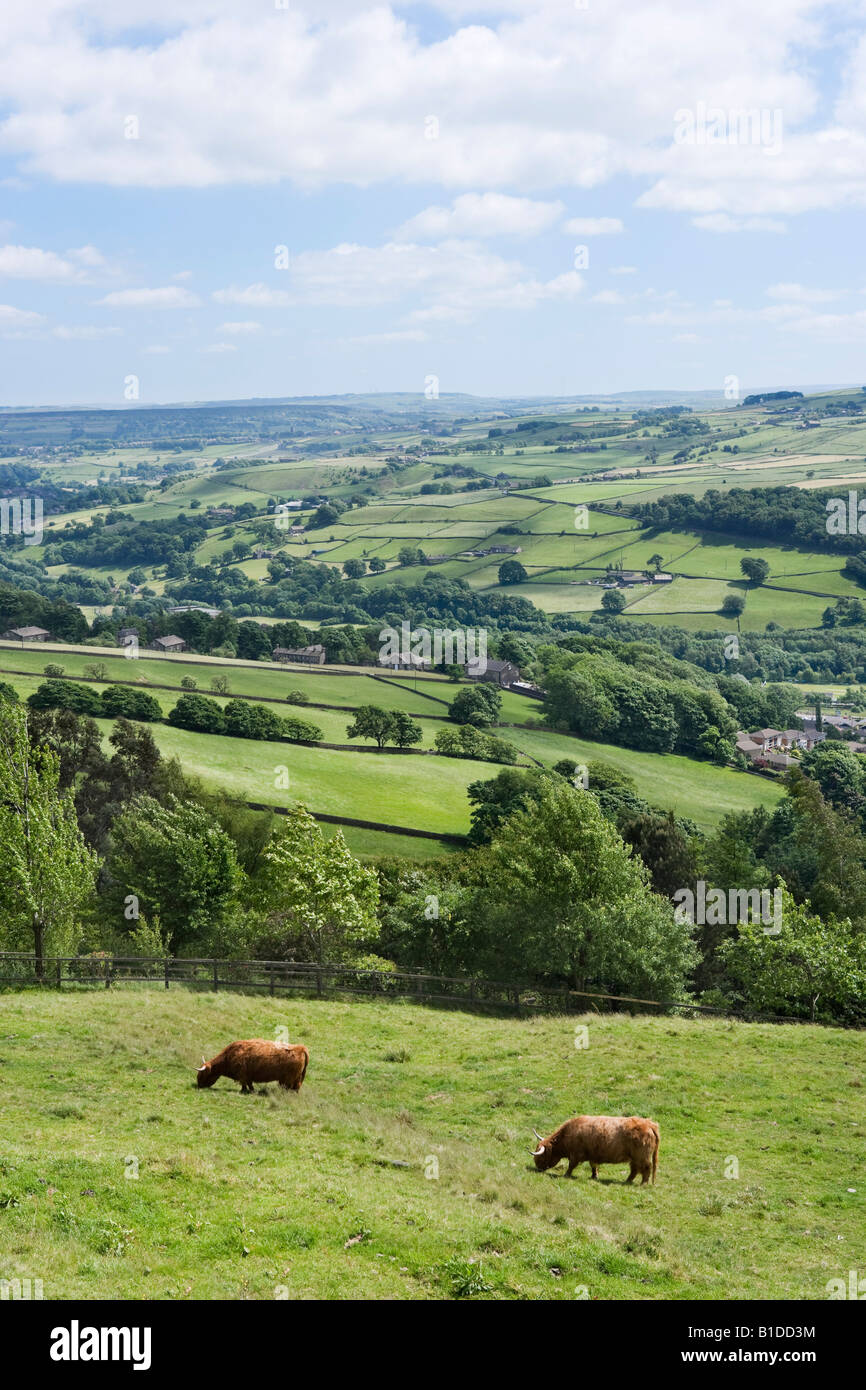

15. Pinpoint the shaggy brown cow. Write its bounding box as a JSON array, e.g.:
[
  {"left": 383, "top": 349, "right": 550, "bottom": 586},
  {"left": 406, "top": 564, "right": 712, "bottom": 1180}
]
[
  {"left": 196, "top": 1040, "right": 309, "bottom": 1094},
  {"left": 530, "top": 1115, "right": 659, "bottom": 1184}
]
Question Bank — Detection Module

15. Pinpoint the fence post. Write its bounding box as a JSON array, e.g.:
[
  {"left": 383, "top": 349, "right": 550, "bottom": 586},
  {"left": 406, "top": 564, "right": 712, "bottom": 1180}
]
[
  {"left": 213, "top": 960, "right": 219, "bottom": 993},
  {"left": 56, "top": 958, "right": 62, "bottom": 991},
  {"left": 164, "top": 957, "right": 170, "bottom": 991},
  {"left": 316, "top": 968, "right": 323, "bottom": 997},
  {"left": 105, "top": 957, "right": 113, "bottom": 990}
]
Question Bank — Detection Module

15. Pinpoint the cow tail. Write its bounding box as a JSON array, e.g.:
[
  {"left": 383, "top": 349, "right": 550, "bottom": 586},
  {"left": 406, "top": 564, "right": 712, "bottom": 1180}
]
[
  {"left": 299, "top": 1047, "right": 309, "bottom": 1086},
  {"left": 651, "top": 1124, "right": 659, "bottom": 1184}
]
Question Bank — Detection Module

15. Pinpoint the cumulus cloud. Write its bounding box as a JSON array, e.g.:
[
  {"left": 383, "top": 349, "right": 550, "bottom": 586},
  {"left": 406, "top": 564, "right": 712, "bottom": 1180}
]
[
  {"left": 212, "top": 240, "right": 583, "bottom": 322},
  {"left": 396, "top": 193, "right": 564, "bottom": 240},
  {"left": 0, "top": 243, "right": 109, "bottom": 281},
  {"left": 212, "top": 284, "right": 292, "bottom": 308},
  {"left": 344, "top": 329, "right": 429, "bottom": 345},
  {"left": 217, "top": 320, "right": 263, "bottom": 334},
  {"left": 97, "top": 286, "right": 201, "bottom": 309},
  {"left": 562, "top": 217, "right": 623, "bottom": 235},
  {"left": 0, "top": 0, "right": 843, "bottom": 227},
  {"left": 298, "top": 239, "right": 581, "bottom": 317},
  {"left": 0, "top": 302, "right": 46, "bottom": 334},
  {"left": 692, "top": 213, "right": 786, "bottom": 233},
  {"left": 52, "top": 324, "right": 122, "bottom": 338},
  {"left": 765, "top": 282, "right": 841, "bottom": 303}
]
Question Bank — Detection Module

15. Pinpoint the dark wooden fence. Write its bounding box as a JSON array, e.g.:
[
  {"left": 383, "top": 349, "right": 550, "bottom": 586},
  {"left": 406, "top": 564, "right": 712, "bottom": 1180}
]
[{"left": 0, "top": 952, "right": 844, "bottom": 1026}]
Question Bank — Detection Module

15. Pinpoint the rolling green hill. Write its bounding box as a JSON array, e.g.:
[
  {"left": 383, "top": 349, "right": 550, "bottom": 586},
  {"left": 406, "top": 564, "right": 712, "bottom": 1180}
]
[{"left": 0, "top": 647, "right": 786, "bottom": 842}]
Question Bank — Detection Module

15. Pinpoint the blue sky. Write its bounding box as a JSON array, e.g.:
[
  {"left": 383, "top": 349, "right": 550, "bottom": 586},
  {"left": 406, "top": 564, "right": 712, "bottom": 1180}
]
[{"left": 1, "top": 0, "right": 866, "bottom": 406}]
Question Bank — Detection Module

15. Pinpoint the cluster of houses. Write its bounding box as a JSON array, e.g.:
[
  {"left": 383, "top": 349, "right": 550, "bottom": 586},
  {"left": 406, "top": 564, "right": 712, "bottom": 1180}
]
[{"left": 735, "top": 725, "right": 827, "bottom": 769}]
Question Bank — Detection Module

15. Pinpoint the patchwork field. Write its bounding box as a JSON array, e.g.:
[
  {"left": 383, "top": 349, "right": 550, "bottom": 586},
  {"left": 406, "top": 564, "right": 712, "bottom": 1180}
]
[{"left": 9, "top": 387, "right": 866, "bottom": 856}]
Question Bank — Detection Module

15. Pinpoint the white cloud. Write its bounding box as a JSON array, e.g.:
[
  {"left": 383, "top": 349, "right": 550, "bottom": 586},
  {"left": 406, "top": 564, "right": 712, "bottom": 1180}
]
[
  {"left": 0, "top": 243, "right": 93, "bottom": 281},
  {"left": 217, "top": 320, "right": 263, "bottom": 334},
  {"left": 765, "top": 282, "right": 841, "bottom": 303},
  {"left": 562, "top": 217, "right": 623, "bottom": 235},
  {"left": 0, "top": 0, "right": 836, "bottom": 229},
  {"left": 777, "top": 308, "right": 866, "bottom": 341},
  {"left": 396, "top": 193, "right": 563, "bottom": 240},
  {"left": 610, "top": 265, "right": 637, "bottom": 275},
  {"left": 692, "top": 213, "right": 786, "bottom": 233},
  {"left": 202, "top": 341, "right": 237, "bottom": 353},
  {"left": 68, "top": 244, "right": 108, "bottom": 268},
  {"left": 212, "top": 284, "right": 292, "bottom": 308},
  {"left": 622, "top": 288, "right": 866, "bottom": 345},
  {"left": 97, "top": 286, "right": 200, "bottom": 309},
  {"left": 345, "top": 329, "right": 429, "bottom": 345},
  {"left": 53, "top": 324, "right": 121, "bottom": 339},
  {"left": 0, "top": 302, "right": 46, "bottom": 333},
  {"left": 214, "top": 240, "right": 583, "bottom": 321},
  {"left": 299, "top": 240, "right": 582, "bottom": 316},
  {"left": 407, "top": 304, "right": 474, "bottom": 325},
  {"left": 592, "top": 289, "right": 625, "bottom": 304}
]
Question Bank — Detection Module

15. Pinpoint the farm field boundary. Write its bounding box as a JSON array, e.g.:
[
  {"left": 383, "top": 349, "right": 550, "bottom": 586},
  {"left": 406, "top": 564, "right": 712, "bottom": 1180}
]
[
  {"left": 243, "top": 803, "right": 467, "bottom": 843},
  {"left": 0, "top": 953, "right": 852, "bottom": 1028}
]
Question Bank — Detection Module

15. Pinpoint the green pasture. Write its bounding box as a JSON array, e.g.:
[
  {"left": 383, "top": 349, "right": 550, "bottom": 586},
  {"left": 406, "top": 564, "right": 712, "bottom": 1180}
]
[{"left": 0, "top": 992, "right": 860, "bottom": 1299}]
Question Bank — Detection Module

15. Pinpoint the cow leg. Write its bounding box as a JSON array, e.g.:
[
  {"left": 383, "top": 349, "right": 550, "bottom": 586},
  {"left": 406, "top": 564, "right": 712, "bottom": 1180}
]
[
  {"left": 564, "top": 1161, "right": 577, "bottom": 1178},
  {"left": 626, "top": 1164, "right": 638, "bottom": 1184},
  {"left": 640, "top": 1168, "right": 650, "bottom": 1185},
  {"left": 590, "top": 1166, "right": 599, "bottom": 1180}
]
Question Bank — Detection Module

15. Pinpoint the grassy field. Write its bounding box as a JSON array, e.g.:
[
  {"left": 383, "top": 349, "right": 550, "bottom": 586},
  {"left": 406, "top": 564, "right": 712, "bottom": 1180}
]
[
  {"left": 136, "top": 718, "right": 782, "bottom": 835},
  {"left": 0, "top": 990, "right": 861, "bottom": 1300},
  {"left": 129, "top": 721, "right": 490, "bottom": 835},
  {"left": 0, "top": 648, "right": 786, "bottom": 838}
]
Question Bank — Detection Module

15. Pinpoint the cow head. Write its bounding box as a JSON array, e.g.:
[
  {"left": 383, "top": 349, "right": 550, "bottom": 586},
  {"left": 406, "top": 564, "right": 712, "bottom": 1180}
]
[
  {"left": 196, "top": 1055, "right": 216, "bottom": 1088},
  {"left": 529, "top": 1128, "right": 556, "bottom": 1171}
]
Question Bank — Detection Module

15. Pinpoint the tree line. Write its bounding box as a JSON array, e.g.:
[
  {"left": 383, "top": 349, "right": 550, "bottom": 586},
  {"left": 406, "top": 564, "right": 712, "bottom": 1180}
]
[{"left": 1, "top": 690, "right": 863, "bottom": 1024}]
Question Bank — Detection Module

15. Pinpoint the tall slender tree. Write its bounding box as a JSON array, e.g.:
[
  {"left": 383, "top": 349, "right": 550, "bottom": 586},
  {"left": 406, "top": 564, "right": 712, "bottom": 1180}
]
[{"left": 0, "top": 700, "right": 98, "bottom": 974}]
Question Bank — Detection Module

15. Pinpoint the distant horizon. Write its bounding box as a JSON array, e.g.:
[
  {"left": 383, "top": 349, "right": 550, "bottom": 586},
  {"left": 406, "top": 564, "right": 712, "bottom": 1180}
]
[{"left": 0, "top": 382, "right": 856, "bottom": 416}]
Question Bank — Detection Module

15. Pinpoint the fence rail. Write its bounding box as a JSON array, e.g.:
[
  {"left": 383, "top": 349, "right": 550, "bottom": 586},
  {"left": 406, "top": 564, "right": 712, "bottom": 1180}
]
[{"left": 0, "top": 952, "right": 851, "bottom": 1027}]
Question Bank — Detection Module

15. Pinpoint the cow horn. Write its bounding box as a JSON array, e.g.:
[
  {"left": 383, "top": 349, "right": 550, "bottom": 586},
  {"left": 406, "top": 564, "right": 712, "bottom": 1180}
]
[
  {"left": 530, "top": 1145, "right": 545, "bottom": 1157},
  {"left": 201, "top": 1056, "right": 207, "bottom": 1066},
  {"left": 532, "top": 1128, "right": 544, "bottom": 1141}
]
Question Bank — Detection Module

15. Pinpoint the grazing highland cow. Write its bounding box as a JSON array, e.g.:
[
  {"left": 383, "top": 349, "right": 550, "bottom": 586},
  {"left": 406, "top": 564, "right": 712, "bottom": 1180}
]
[
  {"left": 530, "top": 1115, "right": 659, "bottom": 1184},
  {"left": 196, "top": 1040, "right": 309, "bottom": 1094}
]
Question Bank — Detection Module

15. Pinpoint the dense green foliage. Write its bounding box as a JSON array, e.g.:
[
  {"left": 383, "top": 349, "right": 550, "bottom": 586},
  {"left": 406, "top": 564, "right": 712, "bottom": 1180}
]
[
  {"left": 636, "top": 485, "right": 862, "bottom": 555},
  {"left": 167, "top": 693, "right": 322, "bottom": 743}
]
